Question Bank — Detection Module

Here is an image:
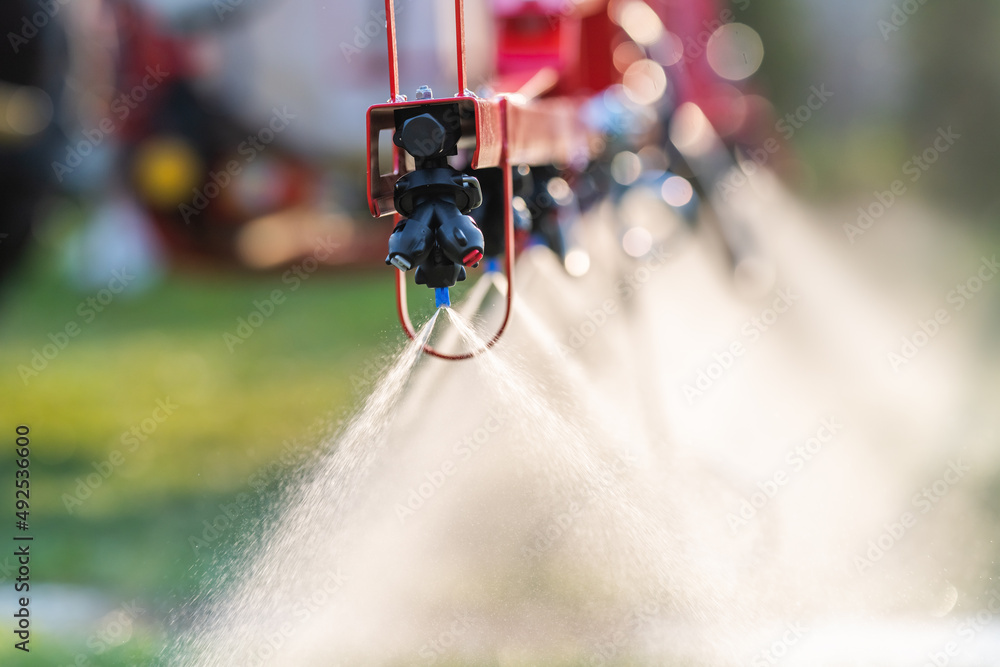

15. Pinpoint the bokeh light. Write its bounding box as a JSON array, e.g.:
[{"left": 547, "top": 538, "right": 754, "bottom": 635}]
[
  {"left": 622, "top": 59, "right": 668, "bottom": 106},
  {"left": 564, "top": 248, "right": 591, "bottom": 276},
  {"left": 661, "top": 175, "right": 694, "bottom": 207},
  {"left": 614, "top": 1, "right": 664, "bottom": 47},
  {"left": 611, "top": 151, "right": 642, "bottom": 185},
  {"left": 669, "top": 102, "right": 716, "bottom": 157},
  {"left": 622, "top": 226, "right": 653, "bottom": 257},
  {"left": 706, "top": 23, "right": 764, "bottom": 81}
]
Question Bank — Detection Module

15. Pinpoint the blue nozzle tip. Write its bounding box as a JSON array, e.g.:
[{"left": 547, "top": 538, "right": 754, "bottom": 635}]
[{"left": 434, "top": 287, "right": 451, "bottom": 309}]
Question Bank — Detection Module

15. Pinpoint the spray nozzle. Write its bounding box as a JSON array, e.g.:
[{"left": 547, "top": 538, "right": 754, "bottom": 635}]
[{"left": 386, "top": 165, "right": 484, "bottom": 289}]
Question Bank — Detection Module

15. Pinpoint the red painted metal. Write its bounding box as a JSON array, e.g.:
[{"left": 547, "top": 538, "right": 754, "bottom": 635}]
[
  {"left": 384, "top": 0, "right": 400, "bottom": 101},
  {"left": 368, "top": 0, "right": 599, "bottom": 359},
  {"left": 366, "top": 94, "right": 591, "bottom": 217},
  {"left": 493, "top": 0, "right": 613, "bottom": 97},
  {"left": 389, "top": 96, "right": 516, "bottom": 361},
  {"left": 454, "top": 0, "right": 468, "bottom": 95}
]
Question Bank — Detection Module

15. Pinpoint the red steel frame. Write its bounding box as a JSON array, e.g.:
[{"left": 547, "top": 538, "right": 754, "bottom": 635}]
[{"left": 367, "top": 0, "right": 593, "bottom": 359}]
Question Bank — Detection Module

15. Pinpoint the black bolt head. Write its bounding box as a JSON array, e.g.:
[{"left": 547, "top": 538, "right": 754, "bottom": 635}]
[{"left": 400, "top": 114, "right": 446, "bottom": 158}]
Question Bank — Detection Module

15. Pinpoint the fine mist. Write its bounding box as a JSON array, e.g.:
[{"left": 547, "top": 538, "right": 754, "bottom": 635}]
[{"left": 170, "top": 171, "right": 1000, "bottom": 666}]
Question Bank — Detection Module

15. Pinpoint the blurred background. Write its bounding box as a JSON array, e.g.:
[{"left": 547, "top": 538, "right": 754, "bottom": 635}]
[{"left": 1, "top": 0, "right": 998, "bottom": 664}]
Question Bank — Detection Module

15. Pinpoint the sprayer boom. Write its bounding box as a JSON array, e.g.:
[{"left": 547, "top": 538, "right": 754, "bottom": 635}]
[{"left": 364, "top": 0, "right": 595, "bottom": 359}]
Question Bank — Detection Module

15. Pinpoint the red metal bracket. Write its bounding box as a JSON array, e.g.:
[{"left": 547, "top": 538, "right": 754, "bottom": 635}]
[{"left": 367, "top": 0, "right": 595, "bottom": 359}]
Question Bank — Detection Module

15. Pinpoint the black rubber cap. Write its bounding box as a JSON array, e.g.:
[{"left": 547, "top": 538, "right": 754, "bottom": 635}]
[{"left": 400, "top": 115, "right": 446, "bottom": 157}]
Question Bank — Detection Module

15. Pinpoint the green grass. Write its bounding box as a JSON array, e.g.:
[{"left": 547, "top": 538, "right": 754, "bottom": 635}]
[{"left": 0, "top": 237, "right": 411, "bottom": 664}]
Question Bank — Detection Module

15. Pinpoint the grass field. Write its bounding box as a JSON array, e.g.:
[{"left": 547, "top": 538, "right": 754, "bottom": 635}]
[{"left": 0, "top": 232, "right": 411, "bottom": 664}]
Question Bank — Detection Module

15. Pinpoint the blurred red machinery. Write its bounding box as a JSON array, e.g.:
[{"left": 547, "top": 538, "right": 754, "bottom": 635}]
[{"left": 366, "top": 0, "right": 748, "bottom": 357}]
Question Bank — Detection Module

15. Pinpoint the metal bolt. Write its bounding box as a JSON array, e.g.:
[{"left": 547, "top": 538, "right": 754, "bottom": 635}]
[{"left": 414, "top": 85, "right": 433, "bottom": 100}]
